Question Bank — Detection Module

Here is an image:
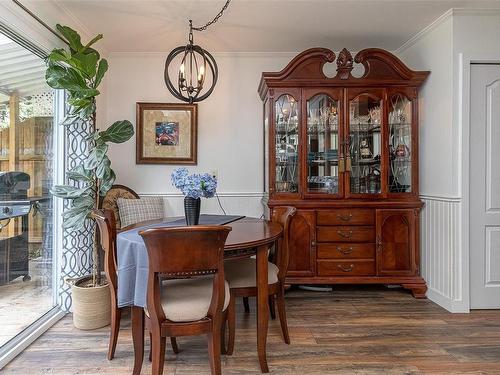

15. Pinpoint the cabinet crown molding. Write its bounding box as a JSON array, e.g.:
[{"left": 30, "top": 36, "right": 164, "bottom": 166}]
[{"left": 258, "top": 47, "right": 430, "bottom": 99}]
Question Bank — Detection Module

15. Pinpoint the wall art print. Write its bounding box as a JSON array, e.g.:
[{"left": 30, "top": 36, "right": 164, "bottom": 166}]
[{"left": 136, "top": 102, "right": 197, "bottom": 164}]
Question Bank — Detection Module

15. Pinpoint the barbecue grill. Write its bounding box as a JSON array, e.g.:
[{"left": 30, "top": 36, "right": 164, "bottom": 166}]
[{"left": 0, "top": 171, "right": 38, "bottom": 285}]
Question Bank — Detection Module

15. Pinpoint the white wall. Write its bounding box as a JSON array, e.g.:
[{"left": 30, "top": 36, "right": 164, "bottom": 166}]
[
  {"left": 396, "top": 11, "right": 461, "bottom": 311},
  {"left": 397, "top": 12, "right": 454, "bottom": 197},
  {"left": 105, "top": 52, "right": 294, "bottom": 217},
  {"left": 398, "top": 9, "right": 500, "bottom": 312}
]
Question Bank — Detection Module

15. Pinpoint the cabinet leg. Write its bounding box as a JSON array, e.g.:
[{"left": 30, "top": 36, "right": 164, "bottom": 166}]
[{"left": 402, "top": 283, "right": 427, "bottom": 299}]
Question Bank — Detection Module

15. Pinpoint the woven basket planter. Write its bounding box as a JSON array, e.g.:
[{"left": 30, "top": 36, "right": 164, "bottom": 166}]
[{"left": 68, "top": 275, "right": 111, "bottom": 330}]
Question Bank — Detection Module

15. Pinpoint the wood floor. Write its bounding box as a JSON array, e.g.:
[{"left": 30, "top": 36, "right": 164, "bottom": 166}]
[{"left": 3, "top": 286, "right": 500, "bottom": 374}]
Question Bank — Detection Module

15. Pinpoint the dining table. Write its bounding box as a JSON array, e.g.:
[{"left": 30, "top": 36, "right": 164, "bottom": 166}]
[{"left": 116, "top": 215, "right": 283, "bottom": 374}]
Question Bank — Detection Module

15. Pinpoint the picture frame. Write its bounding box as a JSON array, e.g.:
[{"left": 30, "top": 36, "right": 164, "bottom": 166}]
[{"left": 136, "top": 102, "right": 197, "bottom": 164}]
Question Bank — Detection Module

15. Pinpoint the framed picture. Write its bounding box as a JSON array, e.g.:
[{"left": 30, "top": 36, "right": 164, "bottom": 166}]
[{"left": 136, "top": 102, "right": 197, "bottom": 164}]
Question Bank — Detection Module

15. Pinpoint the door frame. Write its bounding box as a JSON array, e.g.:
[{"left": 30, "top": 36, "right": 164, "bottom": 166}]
[{"left": 460, "top": 54, "right": 500, "bottom": 312}]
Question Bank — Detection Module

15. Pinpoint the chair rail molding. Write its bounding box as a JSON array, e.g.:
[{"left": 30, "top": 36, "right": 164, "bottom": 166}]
[{"left": 139, "top": 192, "right": 266, "bottom": 219}]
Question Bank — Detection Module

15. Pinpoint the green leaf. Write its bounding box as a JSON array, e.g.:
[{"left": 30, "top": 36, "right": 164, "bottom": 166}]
[
  {"left": 68, "top": 99, "right": 96, "bottom": 120},
  {"left": 51, "top": 185, "right": 90, "bottom": 199},
  {"left": 84, "top": 144, "right": 108, "bottom": 170},
  {"left": 99, "top": 120, "right": 134, "bottom": 144},
  {"left": 100, "top": 168, "right": 116, "bottom": 196},
  {"left": 67, "top": 97, "right": 92, "bottom": 109},
  {"left": 96, "top": 155, "right": 111, "bottom": 179},
  {"left": 56, "top": 24, "right": 84, "bottom": 52},
  {"left": 60, "top": 67, "right": 89, "bottom": 91},
  {"left": 67, "top": 165, "right": 93, "bottom": 182},
  {"left": 82, "top": 47, "right": 100, "bottom": 60},
  {"left": 60, "top": 114, "right": 78, "bottom": 126},
  {"left": 47, "top": 48, "right": 71, "bottom": 65},
  {"left": 94, "top": 58, "right": 108, "bottom": 88},
  {"left": 71, "top": 51, "right": 99, "bottom": 79},
  {"left": 71, "top": 195, "right": 95, "bottom": 210},
  {"left": 70, "top": 88, "right": 100, "bottom": 100},
  {"left": 62, "top": 208, "right": 90, "bottom": 231},
  {"left": 45, "top": 65, "right": 68, "bottom": 89}
]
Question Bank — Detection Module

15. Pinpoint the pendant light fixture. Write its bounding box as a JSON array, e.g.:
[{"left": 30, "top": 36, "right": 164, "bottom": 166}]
[{"left": 164, "top": 0, "right": 231, "bottom": 103}]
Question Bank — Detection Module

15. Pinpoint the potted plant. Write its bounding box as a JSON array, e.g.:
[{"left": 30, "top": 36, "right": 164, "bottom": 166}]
[
  {"left": 46, "top": 24, "right": 134, "bottom": 329},
  {"left": 171, "top": 168, "right": 217, "bottom": 225}
]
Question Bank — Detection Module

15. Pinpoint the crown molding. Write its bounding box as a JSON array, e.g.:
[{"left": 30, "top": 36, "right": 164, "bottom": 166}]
[
  {"left": 108, "top": 51, "right": 299, "bottom": 58},
  {"left": 451, "top": 8, "right": 500, "bottom": 16},
  {"left": 395, "top": 8, "right": 500, "bottom": 55},
  {"left": 394, "top": 8, "right": 453, "bottom": 55}
]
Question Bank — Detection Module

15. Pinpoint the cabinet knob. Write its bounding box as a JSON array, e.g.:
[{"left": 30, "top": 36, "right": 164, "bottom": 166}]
[
  {"left": 377, "top": 236, "right": 383, "bottom": 251},
  {"left": 337, "top": 264, "right": 354, "bottom": 272},
  {"left": 337, "top": 230, "right": 353, "bottom": 239},
  {"left": 337, "top": 213, "right": 352, "bottom": 222},
  {"left": 311, "top": 241, "right": 316, "bottom": 247},
  {"left": 336, "top": 246, "right": 353, "bottom": 255}
]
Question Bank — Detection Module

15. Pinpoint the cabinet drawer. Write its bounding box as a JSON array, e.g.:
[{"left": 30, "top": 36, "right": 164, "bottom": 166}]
[
  {"left": 317, "top": 209, "right": 374, "bottom": 226},
  {"left": 317, "top": 260, "right": 376, "bottom": 276},
  {"left": 317, "top": 243, "right": 375, "bottom": 259},
  {"left": 317, "top": 226, "right": 375, "bottom": 242}
]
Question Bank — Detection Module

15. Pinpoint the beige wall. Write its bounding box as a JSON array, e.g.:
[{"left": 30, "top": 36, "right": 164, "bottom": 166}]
[{"left": 104, "top": 52, "right": 294, "bottom": 216}]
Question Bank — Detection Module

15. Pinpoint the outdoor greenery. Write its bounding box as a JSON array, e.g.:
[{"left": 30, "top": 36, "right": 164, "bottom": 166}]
[{"left": 45, "top": 24, "right": 134, "bottom": 286}]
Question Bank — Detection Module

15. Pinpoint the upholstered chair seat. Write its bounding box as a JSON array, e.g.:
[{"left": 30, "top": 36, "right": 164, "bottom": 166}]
[
  {"left": 145, "top": 276, "right": 230, "bottom": 322},
  {"left": 225, "top": 259, "right": 279, "bottom": 289}
]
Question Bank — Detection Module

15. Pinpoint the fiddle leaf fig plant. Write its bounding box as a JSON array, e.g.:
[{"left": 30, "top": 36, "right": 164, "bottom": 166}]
[{"left": 46, "top": 24, "right": 134, "bottom": 286}]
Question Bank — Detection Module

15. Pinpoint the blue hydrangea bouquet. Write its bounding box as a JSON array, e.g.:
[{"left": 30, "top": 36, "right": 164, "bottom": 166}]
[
  {"left": 171, "top": 168, "right": 217, "bottom": 225},
  {"left": 171, "top": 168, "right": 217, "bottom": 198}
]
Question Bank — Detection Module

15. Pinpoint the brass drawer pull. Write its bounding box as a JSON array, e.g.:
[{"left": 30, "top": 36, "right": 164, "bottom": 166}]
[
  {"left": 336, "top": 246, "right": 353, "bottom": 255},
  {"left": 337, "top": 213, "right": 353, "bottom": 222},
  {"left": 338, "top": 264, "right": 354, "bottom": 272},
  {"left": 337, "top": 230, "right": 353, "bottom": 239}
]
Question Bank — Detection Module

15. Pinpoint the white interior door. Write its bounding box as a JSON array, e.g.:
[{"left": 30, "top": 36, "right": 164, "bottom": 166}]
[{"left": 470, "top": 64, "right": 500, "bottom": 309}]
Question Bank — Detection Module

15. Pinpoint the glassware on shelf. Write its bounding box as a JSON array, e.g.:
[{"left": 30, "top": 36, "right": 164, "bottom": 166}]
[
  {"left": 306, "top": 93, "right": 339, "bottom": 194},
  {"left": 349, "top": 94, "right": 382, "bottom": 194},
  {"left": 275, "top": 94, "right": 299, "bottom": 193},
  {"left": 389, "top": 94, "right": 412, "bottom": 193}
]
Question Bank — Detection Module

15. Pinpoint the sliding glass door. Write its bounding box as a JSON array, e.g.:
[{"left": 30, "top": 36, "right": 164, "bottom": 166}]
[{"left": 0, "top": 30, "right": 58, "bottom": 350}]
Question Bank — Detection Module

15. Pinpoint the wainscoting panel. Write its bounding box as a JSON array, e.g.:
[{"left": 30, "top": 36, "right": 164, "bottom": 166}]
[
  {"left": 420, "top": 195, "right": 462, "bottom": 311},
  {"left": 139, "top": 192, "right": 266, "bottom": 220}
]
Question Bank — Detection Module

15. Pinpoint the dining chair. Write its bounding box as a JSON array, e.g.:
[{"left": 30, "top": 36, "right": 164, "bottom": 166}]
[
  {"left": 139, "top": 226, "right": 232, "bottom": 375},
  {"left": 99, "top": 184, "right": 140, "bottom": 230},
  {"left": 224, "top": 206, "right": 297, "bottom": 354},
  {"left": 91, "top": 209, "right": 121, "bottom": 360}
]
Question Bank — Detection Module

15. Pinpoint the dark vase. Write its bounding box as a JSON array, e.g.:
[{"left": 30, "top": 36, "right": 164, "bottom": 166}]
[{"left": 184, "top": 197, "right": 201, "bottom": 225}]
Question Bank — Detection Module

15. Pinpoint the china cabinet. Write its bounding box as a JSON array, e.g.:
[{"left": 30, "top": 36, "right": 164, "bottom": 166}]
[{"left": 259, "top": 48, "right": 429, "bottom": 298}]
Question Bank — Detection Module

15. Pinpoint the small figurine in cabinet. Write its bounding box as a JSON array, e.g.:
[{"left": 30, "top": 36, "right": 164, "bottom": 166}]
[{"left": 359, "top": 137, "right": 373, "bottom": 159}]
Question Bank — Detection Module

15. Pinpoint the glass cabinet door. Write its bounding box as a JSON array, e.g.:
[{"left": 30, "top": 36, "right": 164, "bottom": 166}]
[
  {"left": 347, "top": 91, "right": 384, "bottom": 196},
  {"left": 264, "top": 99, "right": 270, "bottom": 195},
  {"left": 388, "top": 93, "right": 413, "bottom": 193},
  {"left": 274, "top": 93, "right": 299, "bottom": 194},
  {"left": 306, "top": 92, "right": 341, "bottom": 196}
]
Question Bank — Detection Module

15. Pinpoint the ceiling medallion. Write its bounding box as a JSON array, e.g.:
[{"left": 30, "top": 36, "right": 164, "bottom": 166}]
[{"left": 164, "top": 0, "right": 231, "bottom": 103}]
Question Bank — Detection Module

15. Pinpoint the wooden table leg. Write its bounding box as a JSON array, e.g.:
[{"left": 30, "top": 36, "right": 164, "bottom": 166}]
[
  {"left": 131, "top": 306, "right": 144, "bottom": 375},
  {"left": 256, "top": 244, "right": 269, "bottom": 373}
]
